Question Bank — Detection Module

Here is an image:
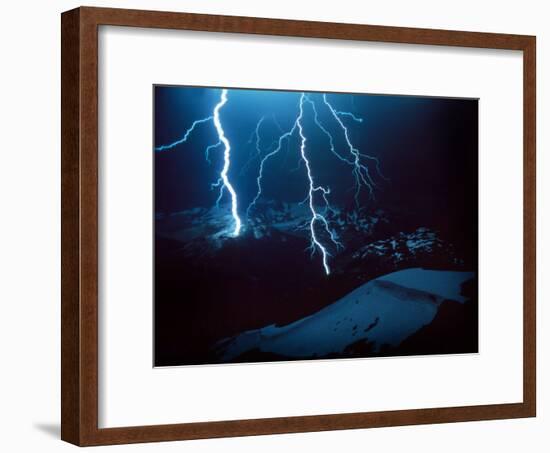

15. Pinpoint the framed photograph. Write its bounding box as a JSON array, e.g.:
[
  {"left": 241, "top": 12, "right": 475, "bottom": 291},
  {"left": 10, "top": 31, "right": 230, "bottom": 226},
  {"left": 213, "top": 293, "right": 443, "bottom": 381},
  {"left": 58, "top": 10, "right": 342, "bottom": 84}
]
[{"left": 61, "top": 6, "right": 536, "bottom": 446}]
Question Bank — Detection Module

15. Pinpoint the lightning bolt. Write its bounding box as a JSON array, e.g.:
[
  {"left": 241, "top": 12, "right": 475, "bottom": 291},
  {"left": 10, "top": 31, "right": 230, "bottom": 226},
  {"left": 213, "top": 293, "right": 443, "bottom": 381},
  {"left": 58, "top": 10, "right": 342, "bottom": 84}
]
[
  {"left": 155, "top": 88, "right": 242, "bottom": 237},
  {"left": 335, "top": 110, "right": 363, "bottom": 123},
  {"left": 204, "top": 141, "right": 222, "bottom": 164},
  {"left": 156, "top": 88, "right": 384, "bottom": 274},
  {"left": 213, "top": 89, "right": 242, "bottom": 236},
  {"left": 247, "top": 119, "right": 298, "bottom": 219},
  {"left": 240, "top": 116, "right": 269, "bottom": 176},
  {"left": 246, "top": 92, "right": 380, "bottom": 273},
  {"left": 296, "top": 93, "right": 342, "bottom": 275},
  {"left": 322, "top": 94, "right": 381, "bottom": 204},
  {"left": 155, "top": 116, "right": 213, "bottom": 152},
  {"left": 249, "top": 116, "right": 266, "bottom": 156}
]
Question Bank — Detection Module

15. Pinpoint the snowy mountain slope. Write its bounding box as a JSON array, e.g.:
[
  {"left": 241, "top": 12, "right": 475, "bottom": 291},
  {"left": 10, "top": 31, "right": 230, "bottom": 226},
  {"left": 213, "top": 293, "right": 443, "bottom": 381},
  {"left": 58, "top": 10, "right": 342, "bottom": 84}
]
[
  {"left": 352, "top": 227, "right": 459, "bottom": 264},
  {"left": 214, "top": 268, "right": 474, "bottom": 361},
  {"left": 156, "top": 201, "right": 385, "bottom": 246},
  {"left": 156, "top": 202, "right": 459, "bottom": 273}
]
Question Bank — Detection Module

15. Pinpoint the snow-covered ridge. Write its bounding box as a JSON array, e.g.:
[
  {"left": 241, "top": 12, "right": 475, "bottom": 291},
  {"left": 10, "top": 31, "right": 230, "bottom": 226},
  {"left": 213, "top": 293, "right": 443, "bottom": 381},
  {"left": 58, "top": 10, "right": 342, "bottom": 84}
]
[
  {"left": 214, "top": 268, "right": 474, "bottom": 361},
  {"left": 156, "top": 201, "right": 389, "bottom": 257},
  {"left": 353, "top": 227, "right": 460, "bottom": 265}
]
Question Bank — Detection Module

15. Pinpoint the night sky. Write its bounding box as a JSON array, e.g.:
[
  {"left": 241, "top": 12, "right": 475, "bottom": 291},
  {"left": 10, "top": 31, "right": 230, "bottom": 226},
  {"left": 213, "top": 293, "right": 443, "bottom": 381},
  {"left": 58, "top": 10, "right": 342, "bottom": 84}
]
[
  {"left": 155, "top": 86, "right": 477, "bottom": 239},
  {"left": 153, "top": 85, "right": 478, "bottom": 366}
]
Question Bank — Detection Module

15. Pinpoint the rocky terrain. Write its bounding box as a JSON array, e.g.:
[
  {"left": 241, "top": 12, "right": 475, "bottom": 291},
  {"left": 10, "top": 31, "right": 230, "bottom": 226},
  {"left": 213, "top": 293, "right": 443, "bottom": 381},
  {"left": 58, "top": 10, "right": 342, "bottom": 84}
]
[{"left": 154, "top": 201, "right": 477, "bottom": 365}]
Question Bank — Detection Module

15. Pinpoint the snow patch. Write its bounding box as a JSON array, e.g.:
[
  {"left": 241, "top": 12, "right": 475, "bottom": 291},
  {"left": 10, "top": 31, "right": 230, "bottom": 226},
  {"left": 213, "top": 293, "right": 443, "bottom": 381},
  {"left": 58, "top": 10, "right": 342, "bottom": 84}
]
[{"left": 215, "top": 268, "right": 474, "bottom": 361}]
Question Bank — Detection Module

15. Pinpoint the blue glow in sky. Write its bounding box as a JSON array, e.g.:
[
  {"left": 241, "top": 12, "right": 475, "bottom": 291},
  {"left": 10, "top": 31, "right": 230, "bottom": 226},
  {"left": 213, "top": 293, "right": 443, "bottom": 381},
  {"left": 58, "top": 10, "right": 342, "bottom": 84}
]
[{"left": 155, "top": 87, "right": 382, "bottom": 274}]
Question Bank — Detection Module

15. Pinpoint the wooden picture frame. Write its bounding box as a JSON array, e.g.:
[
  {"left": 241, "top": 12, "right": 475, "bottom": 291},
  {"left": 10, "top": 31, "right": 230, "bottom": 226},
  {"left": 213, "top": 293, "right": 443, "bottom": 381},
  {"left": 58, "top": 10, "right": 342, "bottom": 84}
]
[{"left": 61, "top": 6, "right": 536, "bottom": 446}]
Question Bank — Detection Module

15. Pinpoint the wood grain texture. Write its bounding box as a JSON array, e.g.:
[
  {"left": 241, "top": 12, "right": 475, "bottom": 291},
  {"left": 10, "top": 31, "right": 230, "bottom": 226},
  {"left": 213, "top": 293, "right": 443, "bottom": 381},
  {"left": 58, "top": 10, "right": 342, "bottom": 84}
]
[
  {"left": 61, "top": 6, "right": 536, "bottom": 446},
  {"left": 60, "top": 7, "right": 81, "bottom": 445},
  {"left": 522, "top": 37, "right": 536, "bottom": 416}
]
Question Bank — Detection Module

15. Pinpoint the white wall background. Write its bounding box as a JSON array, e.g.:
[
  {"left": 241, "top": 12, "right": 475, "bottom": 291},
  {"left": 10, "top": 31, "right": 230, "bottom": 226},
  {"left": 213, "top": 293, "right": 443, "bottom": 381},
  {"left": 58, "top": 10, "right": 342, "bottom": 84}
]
[{"left": 0, "top": 0, "right": 547, "bottom": 451}]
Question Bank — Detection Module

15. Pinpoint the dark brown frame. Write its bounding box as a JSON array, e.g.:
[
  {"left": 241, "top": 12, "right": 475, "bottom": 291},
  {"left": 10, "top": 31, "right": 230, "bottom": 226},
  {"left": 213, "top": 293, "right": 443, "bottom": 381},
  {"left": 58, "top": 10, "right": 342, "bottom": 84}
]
[{"left": 61, "top": 6, "right": 536, "bottom": 446}]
